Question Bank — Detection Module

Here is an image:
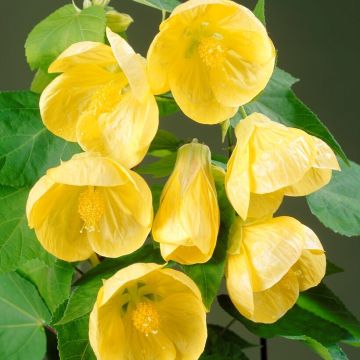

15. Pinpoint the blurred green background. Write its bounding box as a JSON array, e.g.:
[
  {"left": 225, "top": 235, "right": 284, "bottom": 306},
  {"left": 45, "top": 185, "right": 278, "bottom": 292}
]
[{"left": 0, "top": 0, "right": 359, "bottom": 359}]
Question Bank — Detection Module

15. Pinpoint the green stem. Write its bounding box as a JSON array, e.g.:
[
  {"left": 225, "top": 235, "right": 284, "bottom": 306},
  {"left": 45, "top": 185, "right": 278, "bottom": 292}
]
[
  {"left": 227, "top": 125, "right": 234, "bottom": 157},
  {"left": 220, "top": 318, "right": 236, "bottom": 335},
  {"left": 260, "top": 338, "right": 268, "bottom": 360},
  {"left": 161, "top": 10, "right": 167, "bottom": 21},
  {"left": 239, "top": 106, "right": 248, "bottom": 119}
]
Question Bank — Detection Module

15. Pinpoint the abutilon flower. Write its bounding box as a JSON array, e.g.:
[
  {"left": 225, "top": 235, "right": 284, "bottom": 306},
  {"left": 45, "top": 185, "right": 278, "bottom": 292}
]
[
  {"left": 152, "top": 141, "right": 220, "bottom": 264},
  {"left": 26, "top": 153, "right": 153, "bottom": 261},
  {"left": 225, "top": 113, "right": 340, "bottom": 220},
  {"left": 40, "top": 28, "right": 158, "bottom": 168},
  {"left": 147, "top": 0, "right": 275, "bottom": 124},
  {"left": 226, "top": 216, "right": 326, "bottom": 323},
  {"left": 89, "top": 263, "right": 207, "bottom": 360}
]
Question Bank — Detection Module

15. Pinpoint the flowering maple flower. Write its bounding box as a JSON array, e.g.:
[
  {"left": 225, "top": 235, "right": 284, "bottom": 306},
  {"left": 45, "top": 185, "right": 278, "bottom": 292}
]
[
  {"left": 40, "top": 28, "right": 158, "bottom": 169},
  {"left": 152, "top": 141, "right": 220, "bottom": 264},
  {"left": 147, "top": 0, "right": 275, "bottom": 124},
  {"left": 225, "top": 112, "right": 340, "bottom": 220},
  {"left": 89, "top": 263, "right": 207, "bottom": 360},
  {"left": 26, "top": 153, "right": 153, "bottom": 261},
  {"left": 226, "top": 216, "right": 326, "bottom": 323}
]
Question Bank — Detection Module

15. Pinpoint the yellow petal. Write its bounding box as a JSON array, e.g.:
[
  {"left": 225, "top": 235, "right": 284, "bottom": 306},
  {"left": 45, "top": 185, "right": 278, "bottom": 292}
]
[
  {"left": 106, "top": 28, "right": 149, "bottom": 101},
  {"left": 246, "top": 190, "right": 284, "bottom": 220},
  {"left": 77, "top": 91, "right": 159, "bottom": 168},
  {"left": 242, "top": 216, "right": 304, "bottom": 291},
  {"left": 30, "top": 184, "right": 93, "bottom": 261},
  {"left": 48, "top": 41, "right": 115, "bottom": 73},
  {"left": 226, "top": 253, "right": 254, "bottom": 319},
  {"left": 87, "top": 177, "right": 153, "bottom": 258},
  {"left": 251, "top": 270, "right": 299, "bottom": 323},
  {"left": 47, "top": 153, "right": 132, "bottom": 187},
  {"left": 160, "top": 243, "right": 214, "bottom": 265},
  {"left": 40, "top": 65, "right": 118, "bottom": 141},
  {"left": 312, "top": 137, "right": 340, "bottom": 170},
  {"left": 157, "top": 293, "right": 207, "bottom": 359},
  {"left": 169, "top": 56, "right": 237, "bottom": 124}
]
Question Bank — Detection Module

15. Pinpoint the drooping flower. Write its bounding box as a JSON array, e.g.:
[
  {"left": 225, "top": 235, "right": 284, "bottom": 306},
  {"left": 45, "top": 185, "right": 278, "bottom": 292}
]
[
  {"left": 40, "top": 28, "right": 158, "bottom": 168},
  {"left": 89, "top": 263, "right": 207, "bottom": 360},
  {"left": 225, "top": 113, "right": 340, "bottom": 220},
  {"left": 152, "top": 141, "right": 220, "bottom": 264},
  {"left": 226, "top": 216, "right": 326, "bottom": 323},
  {"left": 26, "top": 153, "right": 153, "bottom": 261},
  {"left": 147, "top": 0, "right": 275, "bottom": 124}
]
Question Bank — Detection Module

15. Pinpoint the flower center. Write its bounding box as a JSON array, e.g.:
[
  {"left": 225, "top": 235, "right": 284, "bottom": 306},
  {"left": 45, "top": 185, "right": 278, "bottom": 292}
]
[
  {"left": 78, "top": 187, "right": 105, "bottom": 233},
  {"left": 132, "top": 302, "right": 160, "bottom": 336},
  {"left": 198, "top": 36, "right": 226, "bottom": 68},
  {"left": 89, "top": 80, "right": 122, "bottom": 116}
]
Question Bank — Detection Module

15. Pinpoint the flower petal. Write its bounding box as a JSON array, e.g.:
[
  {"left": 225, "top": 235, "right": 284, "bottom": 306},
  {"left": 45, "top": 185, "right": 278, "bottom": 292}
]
[
  {"left": 242, "top": 216, "right": 304, "bottom": 291},
  {"left": 247, "top": 190, "right": 284, "bottom": 220},
  {"left": 40, "top": 65, "right": 117, "bottom": 141},
  {"left": 77, "top": 91, "right": 159, "bottom": 168},
  {"left": 48, "top": 41, "right": 115, "bottom": 73}
]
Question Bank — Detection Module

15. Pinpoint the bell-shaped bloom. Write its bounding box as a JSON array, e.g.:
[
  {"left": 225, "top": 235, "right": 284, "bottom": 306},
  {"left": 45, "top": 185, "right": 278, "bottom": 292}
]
[
  {"left": 147, "top": 0, "right": 275, "bottom": 124},
  {"left": 26, "top": 153, "right": 153, "bottom": 261},
  {"left": 89, "top": 263, "right": 207, "bottom": 360},
  {"left": 225, "top": 113, "right": 340, "bottom": 220},
  {"left": 226, "top": 216, "right": 326, "bottom": 323},
  {"left": 40, "top": 28, "right": 158, "bottom": 168},
  {"left": 152, "top": 141, "right": 220, "bottom": 264}
]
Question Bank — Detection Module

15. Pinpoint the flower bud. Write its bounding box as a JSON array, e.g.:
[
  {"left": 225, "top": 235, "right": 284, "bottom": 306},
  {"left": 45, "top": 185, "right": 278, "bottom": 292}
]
[
  {"left": 152, "top": 141, "right": 220, "bottom": 264},
  {"left": 106, "top": 10, "right": 133, "bottom": 33},
  {"left": 92, "top": 0, "right": 111, "bottom": 6}
]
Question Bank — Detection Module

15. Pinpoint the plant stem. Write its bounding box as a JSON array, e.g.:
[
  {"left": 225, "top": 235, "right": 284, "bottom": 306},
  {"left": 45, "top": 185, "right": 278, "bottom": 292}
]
[
  {"left": 239, "top": 106, "right": 248, "bottom": 119},
  {"left": 45, "top": 325, "right": 57, "bottom": 335},
  {"left": 75, "top": 266, "right": 85, "bottom": 276},
  {"left": 260, "top": 338, "right": 268, "bottom": 360},
  {"left": 227, "top": 125, "right": 234, "bottom": 157}
]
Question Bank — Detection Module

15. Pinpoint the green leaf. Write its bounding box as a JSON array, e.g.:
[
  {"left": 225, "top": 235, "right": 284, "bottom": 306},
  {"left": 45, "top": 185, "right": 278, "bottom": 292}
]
[
  {"left": 182, "top": 176, "right": 235, "bottom": 310},
  {"left": 30, "top": 68, "right": 57, "bottom": 94},
  {"left": 0, "top": 272, "right": 51, "bottom": 360},
  {"left": 137, "top": 152, "right": 177, "bottom": 178},
  {"left": 57, "top": 244, "right": 163, "bottom": 325},
  {"left": 19, "top": 257, "right": 74, "bottom": 313},
  {"left": 156, "top": 94, "right": 180, "bottom": 117},
  {"left": 25, "top": 4, "right": 106, "bottom": 71},
  {"left": 200, "top": 324, "right": 253, "bottom": 360},
  {"left": 237, "top": 68, "right": 347, "bottom": 162},
  {"left": 298, "top": 283, "right": 360, "bottom": 346},
  {"left": 301, "top": 338, "right": 349, "bottom": 360},
  {"left": 0, "top": 186, "right": 44, "bottom": 273},
  {"left": 0, "top": 91, "right": 81, "bottom": 187},
  {"left": 131, "top": 0, "right": 180, "bottom": 13},
  {"left": 326, "top": 260, "right": 344, "bottom": 276},
  {"left": 148, "top": 129, "right": 182, "bottom": 157},
  {"left": 307, "top": 159, "right": 360, "bottom": 237},
  {"left": 55, "top": 315, "right": 96, "bottom": 360},
  {"left": 253, "top": 0, "right": 266, "bottom": 26},
  {"left": 218, "top": 294, "right": 353, "bottom": 359}
]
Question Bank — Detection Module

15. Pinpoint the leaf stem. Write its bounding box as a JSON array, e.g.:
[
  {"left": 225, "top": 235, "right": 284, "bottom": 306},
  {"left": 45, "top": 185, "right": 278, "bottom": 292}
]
[
  {"left": 75, "top": 266, "right": 85, "bottom": 276},
  {"left": 239, "top": 106, "right": 248, "bottom": 119},
  {"left": 45, "top": 325, "right": 57, "bottom": 335},
  {"left": 161, "top": 10, "right": 166, "bottom": 21},
  {"left": 227, "top": 126, "right": 234, "bottom": 157},
  {"left": 260, "top": 338, "right": 268, "bottom": 360}
]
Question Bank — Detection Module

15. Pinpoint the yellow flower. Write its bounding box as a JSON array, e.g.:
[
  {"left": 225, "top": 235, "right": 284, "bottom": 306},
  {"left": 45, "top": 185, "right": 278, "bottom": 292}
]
[
  {"left": 152, "top": 141, "right": 220, "bottom": 264},
  {"left": 225, "top": 113, "right": 340, "bottom": 220},
  {"left": 26, "top": 153, "right": 153, "bottom": 261},
  {"left": 226, "top": 216, "right": 326, "bottom": 323},
  {"left": 89, "top": 263, "right": 207, "bottom": 360},
  {"left": 40, "top": 28, "right": 158, "bottom": 169},
  {"left": 147, "top": 0, "right": 275, "bottom": 124}
]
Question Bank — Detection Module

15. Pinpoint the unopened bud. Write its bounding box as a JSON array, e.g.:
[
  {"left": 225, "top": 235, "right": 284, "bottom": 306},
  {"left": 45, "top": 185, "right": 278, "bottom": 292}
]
[
  {"left": 92, "top": 0, "right": 111, "bottom": 6},
  {"left": 83, "top": 0, "right": 92, "bottom": 8},
  {"left": 106, "top": 10, "right": 133, "bottom": 33}
]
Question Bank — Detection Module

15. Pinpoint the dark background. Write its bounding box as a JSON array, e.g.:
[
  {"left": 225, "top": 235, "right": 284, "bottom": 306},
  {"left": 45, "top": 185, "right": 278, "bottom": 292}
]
[{"left": 0, "top": 0, "right": 359, "bottom": 359}]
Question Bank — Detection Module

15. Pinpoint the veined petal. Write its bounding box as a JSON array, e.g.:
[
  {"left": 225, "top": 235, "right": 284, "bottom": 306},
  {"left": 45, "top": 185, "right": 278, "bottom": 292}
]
[
  {"left": 251, "top": 270, "right": 299, "bottom": 323},
  {"left": 169, "top": 56, "right": 237, "bottom": 124},
  {"left": 242, "top": 216, "right": 304, "bottom": 291},
  {"left": 47, "top": 153, "right": 133, "bottom": 187},
  {"left": 40, "top": 65, "right": 118, "bottom": 141},
  {"left": 106, "top": 28, "right": 149, "bottom": 101},
  {"left": 157, "top": 293, "right": 207, "bottom": 360},
  {"left": 77, "top": 91, "right": 159, "bottom": 168},
  {"left": 160, "top": 243, "right": 214, "bottom": 265},
  {"left": 30, "top": 184, "right": 93, "bottom": 261},
  {"left": 312, "top": 137, "right": 340, "bottom": 170},
  {"left": 246, "top": 190, "right": 284, "bottom": 220},
  {"left": 49, "top": 41, "right": 115, "bottom": 73},
  {"left": 226, "top": 253, "right": 254, "bottom": 319}
]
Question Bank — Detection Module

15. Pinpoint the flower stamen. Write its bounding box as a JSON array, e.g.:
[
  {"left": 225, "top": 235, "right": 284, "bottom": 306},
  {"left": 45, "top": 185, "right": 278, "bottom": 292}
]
[
  {"left": 198, "top": 36, "right": 226, "bottom": 68},
  {"left": 132, "top": 302, "right": 160, "bottom": 336},
  {"left": 78, "top": 187, "right": 105, "bottom": 233},
  {"left": 89, "top": 80, "right": 122, "bottom": 116}
]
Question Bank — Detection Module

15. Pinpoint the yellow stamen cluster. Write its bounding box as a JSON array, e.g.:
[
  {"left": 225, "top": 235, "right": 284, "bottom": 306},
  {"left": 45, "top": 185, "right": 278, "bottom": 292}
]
[
  {"left": 78, "top": 187, "right": 105, "bottom": 233},
  {"left": 198, "top": 36, "right": 226, "bottom": 68},
  {"left": 132, "top": 302, "right": 160, "bottom": 336},
  {"left": 89, "top": 80, "right": 122, "bottom": 116}
]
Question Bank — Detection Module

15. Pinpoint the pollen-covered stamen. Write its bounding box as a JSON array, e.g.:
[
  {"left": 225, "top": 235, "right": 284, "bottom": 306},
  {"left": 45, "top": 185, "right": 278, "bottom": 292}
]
[
  {"left": 132, "top": 302, "right": 160, "bottom": 336},
  {"left": 78, "top": 187, "right": 105, "bottom": 233},
  {"left": 198, "top": 36, "right": 226, "bottom": 68},
  {"left": 89, "top": 80, "right": 122, "bottom": 116}
]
